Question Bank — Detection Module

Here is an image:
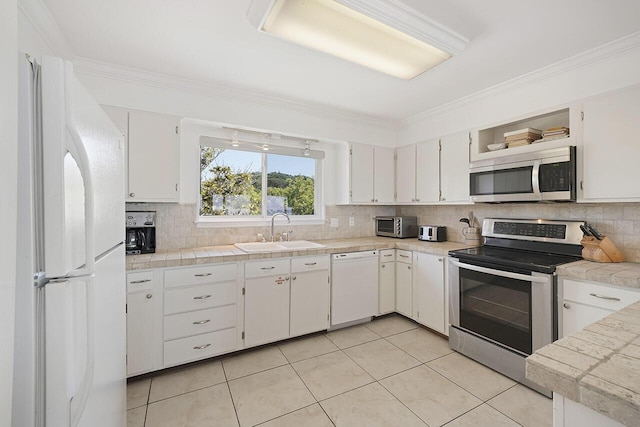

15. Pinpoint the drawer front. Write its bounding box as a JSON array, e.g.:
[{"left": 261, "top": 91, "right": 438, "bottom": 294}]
[
  {"left": 164, "top": 282, "right": 236, "bottom": 315},
  {"left": 291, "top": 255, "right": 330, "bottom": 273},
  {"left": 396, "top": 250, "right": 412, "bottom": 264},
  {"left": 164, "top": 263, "right": 237, "bottom": 288},
  {"left": 163, "top": 328, "right": 236, "bottom": 367},
  {"left": 127, "top": 271, "right": 154, "bottom": 292},
  {"left": 563, "top": 279, "right": 640, "bottom": 311},
  {"left": 379, "top": 249, "right": 396, "bottom": 262},
  {"left": 164, "top": 305, "right": 236, "bottom": 341},
  {"left": 245, "top": 258, "right": 290, "bottom": 278}
]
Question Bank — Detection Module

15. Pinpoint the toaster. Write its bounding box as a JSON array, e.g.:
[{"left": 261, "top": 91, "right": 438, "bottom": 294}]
[{"left": 418, "top": 225, "right": 447, "bottom": 242}]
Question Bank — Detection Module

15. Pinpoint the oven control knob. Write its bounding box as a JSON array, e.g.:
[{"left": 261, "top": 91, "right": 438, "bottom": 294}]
[{"left": 563, "top": 303, "right": 571, "bottom": 309}]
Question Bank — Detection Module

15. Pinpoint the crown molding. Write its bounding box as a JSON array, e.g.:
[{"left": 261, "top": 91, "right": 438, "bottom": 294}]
[
  {"left": 402, "top": 30, "right": 640, "bottom": 126},
  {"left": 17, "top": 0, "right": 75, "bottom": 58},
  {"left": 72, "top": 58, "right": 398, "bottom": 129}
]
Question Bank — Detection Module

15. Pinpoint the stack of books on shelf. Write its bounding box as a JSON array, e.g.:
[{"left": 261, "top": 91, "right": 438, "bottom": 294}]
[
  {"left": 536, "top": 126, "right": 570, "bottom": 143},
  {"left": 503, "top": 128, "right": 542, "bottom": 148}
]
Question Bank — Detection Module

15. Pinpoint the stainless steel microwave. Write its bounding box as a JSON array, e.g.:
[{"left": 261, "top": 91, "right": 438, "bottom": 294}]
[
  {"left": 469, "top": 146, "right": 576, "bottom": 203},
  {"left": 375, "top": 216, "right": 418, "bottom": 238}
]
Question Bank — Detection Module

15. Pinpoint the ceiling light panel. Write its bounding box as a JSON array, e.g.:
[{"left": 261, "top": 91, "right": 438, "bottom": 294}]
[{"left": 253, "top": 0, "right": 456, "bottom": 79}]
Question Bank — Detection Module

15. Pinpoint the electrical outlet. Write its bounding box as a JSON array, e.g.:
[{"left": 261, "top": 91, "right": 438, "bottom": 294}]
[
  {"left": 330, "top": 218, "right": 339, "bottom": 228},
  {"left": 349, "top": 217, "right": 355, "bottom": 226}
]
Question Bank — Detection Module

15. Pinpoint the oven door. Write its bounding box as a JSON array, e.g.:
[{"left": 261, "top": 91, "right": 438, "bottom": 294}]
[{"left": 449, "top": 258, "right": 554, "bottom": 356}]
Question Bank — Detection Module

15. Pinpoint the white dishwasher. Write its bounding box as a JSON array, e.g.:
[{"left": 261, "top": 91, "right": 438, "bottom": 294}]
[{"left": 331, "top": 250, "right": 379, "bottom": 326}]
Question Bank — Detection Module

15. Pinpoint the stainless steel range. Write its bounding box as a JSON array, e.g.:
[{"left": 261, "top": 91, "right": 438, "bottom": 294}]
[{"left": 448, "top": 218, "right": 584, "bottom": 396}]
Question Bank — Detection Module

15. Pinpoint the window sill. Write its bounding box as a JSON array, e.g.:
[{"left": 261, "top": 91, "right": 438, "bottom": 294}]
[{"left": 195, "top": 217, "right": 326, "bottom": 228}]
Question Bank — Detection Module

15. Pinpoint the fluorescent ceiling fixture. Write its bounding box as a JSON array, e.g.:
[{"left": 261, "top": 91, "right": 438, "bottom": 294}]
[{"left": 248, "top": 0, "right": 468, "bottom": 79}]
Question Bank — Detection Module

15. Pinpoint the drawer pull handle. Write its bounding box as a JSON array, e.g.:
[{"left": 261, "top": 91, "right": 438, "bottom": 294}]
[
  {"left": 193, "top": 319, "right": 211, "bottom": 325},
  {"left": 261, "top": 266, "right": 276, "bottom": 270},
  {"left": 193, "top": 295, "right": 212, "bottom": 300},
  {"left": 193, "top": 344, "right": 211, "bottom": 350},
  {"left": 194, "top": 273, "right": 212, "bottom": 277},
  {"left": 383, "top": 254, "right": 392, "bottom": 257},
  {"left": 130, "top": 279, "right": 151, "bottom": 284},
  {"left": 399, "top": 254, "right": 409, "bottom": 258},
  {"left": 589, "top": 293, "right": 621, "bottom": 301},
  {"left": 304, "top": 262, "right": 317, "bottom": 266}
]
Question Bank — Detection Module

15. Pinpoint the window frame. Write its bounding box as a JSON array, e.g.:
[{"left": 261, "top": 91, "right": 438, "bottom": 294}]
[{"left": 196, "top": 138, "right": 324, "bottom": 227}]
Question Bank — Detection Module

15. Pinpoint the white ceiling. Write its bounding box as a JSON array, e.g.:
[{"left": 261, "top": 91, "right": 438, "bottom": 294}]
[{"left": 41, "top": 0, "right": 640, "bottom": 121}]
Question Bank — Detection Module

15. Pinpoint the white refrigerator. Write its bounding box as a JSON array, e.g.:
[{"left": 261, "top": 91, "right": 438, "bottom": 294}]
[{"left": 13, "top": 54, "right": 126, "bottom": 427}]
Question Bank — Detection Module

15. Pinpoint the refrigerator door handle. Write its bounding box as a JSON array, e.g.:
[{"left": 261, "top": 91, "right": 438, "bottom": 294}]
[{"left": 63, "top": 63, "right": 95, "bottom": 279}]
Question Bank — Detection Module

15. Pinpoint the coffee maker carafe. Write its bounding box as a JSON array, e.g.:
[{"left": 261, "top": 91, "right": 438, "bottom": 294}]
[{"left": 125, "top": 211, "right": 156, "bottom": 255}]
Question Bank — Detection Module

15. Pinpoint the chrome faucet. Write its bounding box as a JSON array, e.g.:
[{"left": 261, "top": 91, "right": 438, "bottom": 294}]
[{"left": 270, "top": 212, "right": 290, "bottom": 242}]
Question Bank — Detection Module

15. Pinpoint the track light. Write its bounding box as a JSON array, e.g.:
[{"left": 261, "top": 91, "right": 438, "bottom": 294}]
[
  {"left": 304, "top": 141, "right": 311, "bottom": 156},
  {"left": 231, "top": 130, "right": 240, "bottom": 147},
  {"left": 262, "top": 144, "right": 270, "bottom": 151}
]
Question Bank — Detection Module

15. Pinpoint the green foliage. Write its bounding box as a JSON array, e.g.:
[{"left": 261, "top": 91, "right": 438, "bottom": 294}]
[{"left": 268, "top": 175, "right": 315, "bottom": 215}]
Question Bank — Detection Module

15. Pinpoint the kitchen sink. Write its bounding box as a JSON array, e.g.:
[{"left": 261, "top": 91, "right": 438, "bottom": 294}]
[{"left": 234, "top": 240, "right": 325, "bottom": 253}]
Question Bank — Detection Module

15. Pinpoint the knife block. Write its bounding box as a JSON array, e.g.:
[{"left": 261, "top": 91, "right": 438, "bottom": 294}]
[{"left": 581, "top": 236, "right": 625, "bottom": 263}]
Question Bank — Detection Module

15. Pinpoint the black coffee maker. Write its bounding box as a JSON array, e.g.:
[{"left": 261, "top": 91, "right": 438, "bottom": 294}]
[{"left": 125, "top": 211, "right": 156, "bottom": 255}]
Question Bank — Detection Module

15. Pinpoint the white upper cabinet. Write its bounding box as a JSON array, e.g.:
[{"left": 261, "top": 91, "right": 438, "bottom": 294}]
[
  {"left": 395, "top": 144, "right": 416, "bottom": 203},
  {"left": 349, "top": 143, "right": 395, "bottom": 204},
  {"left": 439, "top": 132, "right": 470, "bottom": 203},
  {"left": 416, "top": 139, "right": 440, "bottom": 203},
  {"left": 128, "top": 110, "right": 181, "bottom": 202},
  {"left": 581, "top": 85, "right": 640, "bottom": 202},
  {"left": 102, "top": 106, "right": 181, "bottom": 202}
]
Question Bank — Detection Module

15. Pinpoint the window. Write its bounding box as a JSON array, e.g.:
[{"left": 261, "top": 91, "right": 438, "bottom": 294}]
[{"left": 199, "top": 140, "right": 322, "bottom": 222}]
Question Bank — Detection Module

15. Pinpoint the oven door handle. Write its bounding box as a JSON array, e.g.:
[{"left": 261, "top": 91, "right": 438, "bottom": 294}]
[{"left": 450, "top": 260, "right": 549, "bottom": 283}]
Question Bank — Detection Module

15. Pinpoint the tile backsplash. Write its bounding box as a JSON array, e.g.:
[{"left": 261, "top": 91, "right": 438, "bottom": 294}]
[
  {"left": 397, "top": 203, "right": 640, "bottom": 263},
  {"left": 126, "top": 203, "right": 395, "bottom": 250},
  {"left": 126, "top": 202, "right": 640, "bottom": 263}
]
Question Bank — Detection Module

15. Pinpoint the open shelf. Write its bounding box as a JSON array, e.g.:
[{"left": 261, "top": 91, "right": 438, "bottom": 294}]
[{"left": 473, "top": 108, "right": 572, "bottom": 161}]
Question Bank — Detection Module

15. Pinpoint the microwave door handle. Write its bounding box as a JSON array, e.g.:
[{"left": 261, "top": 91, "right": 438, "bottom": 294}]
[
  {"left": 450, "top": 260, "right": 549, "bottom": 283},
  {"left": 138, "top": 229, "right": 146, "bottom": 248},
  {"left": 532, "top": 159, "right": 542, "bottom": 199}
]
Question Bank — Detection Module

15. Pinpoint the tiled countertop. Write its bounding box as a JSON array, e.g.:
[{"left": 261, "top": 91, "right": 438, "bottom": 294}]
[
  {"left": 126, "top": 237, "right": 474, "bottom": 271},
  {"left": 526, "top": 301, "right": 640, "bottom": 426},
  {"left": 558, "top": 260, "right": 640, "bottom": 289}
]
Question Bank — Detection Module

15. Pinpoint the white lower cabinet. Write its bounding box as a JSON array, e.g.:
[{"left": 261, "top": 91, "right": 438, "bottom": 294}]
[
  {"left": 162, "top": 263, "right": 240, "bottom": 367},
  {"left": 413, "top": 252, "right": 446, "bottom": 334},
  {"left": 395, "top": 250, "right": 413, "bottom": 317},
  {"left": 554, "top": 394, "right": 624, "bottom": 427},
  {"left": 560, "top": 278, "right": 640, "bottom": 338},
  {"left": 378, "top": 249, "right": 396, "bottom": 314},
  {"left": 244, "top": 259, "right": 291, "bottom": 347},
  {"left": 244, "top": 256, "right": 330, "bottom": 348},
  {"left": 126, "top": 270, "right": 163, "bottom": 377},
  {"left": 290, "top": 256, "right": 330, "bottom": 336}
]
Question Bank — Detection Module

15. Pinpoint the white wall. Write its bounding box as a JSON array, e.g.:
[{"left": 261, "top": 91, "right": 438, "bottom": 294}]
[
  {"left": 74, "top": 67, "right": 398, "bottom": 148},
  {"left": 398, "top": 34, "right": 640, "bottom": 145},
  {"left": 1, "top": 0, "right": 18, "bottom": 424}
]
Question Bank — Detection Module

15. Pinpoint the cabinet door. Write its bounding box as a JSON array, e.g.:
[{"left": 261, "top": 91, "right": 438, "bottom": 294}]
[
  {"left": 379, "top": 261, "right": 396, "bottom": 314},
  {"left": 416, "top": 139, "right": 440, "bottom": 203},
  {"left": 440, "top": 132, "right": 470, "bottom": 203},
  {"left": 561, "top": 301, "right": 612, "bottom": 338},
  {"left": 374, "top": 146, "right": 396, "bottom": 203},
  {"left": 396, "top": 262, "right": 413, "bottom": 317},
  {"left": 582, "top": 85, "right": 640, "bottom": 201},
  {"left": 128, "top": 110, "right": 180, "bottom": 202},
  {"left": 126, "top": 291, "right": 156, "bottom": 376},
  {"left": 395, "top": 144, "right": 416, "bottom": 203},
  {"left": 290, "top": 270, "right": 330, "bottom": 336},
  {"left": 414, "top": 253, "right": 446, "bottom": 334},
  {"left": 350, "top": 143, "right": 374, "bottom": 203},
  {"left": 244, "top": 275, "right": 290, "bottom": 347}
]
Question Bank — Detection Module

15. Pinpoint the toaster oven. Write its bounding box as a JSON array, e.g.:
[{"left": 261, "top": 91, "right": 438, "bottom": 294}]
[{"left": 375, "top": 216, "right": 418, "bottom": 238}]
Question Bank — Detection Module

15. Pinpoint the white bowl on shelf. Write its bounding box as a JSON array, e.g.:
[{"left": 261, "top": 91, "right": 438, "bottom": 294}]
[{"left": 487, "top": 143, "right": 506, "bottom": 151}]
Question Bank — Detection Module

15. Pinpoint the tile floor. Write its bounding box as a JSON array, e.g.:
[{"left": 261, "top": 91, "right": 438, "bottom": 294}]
[{"left": 127, "top": 314, "right": 552, "bottom": 427}]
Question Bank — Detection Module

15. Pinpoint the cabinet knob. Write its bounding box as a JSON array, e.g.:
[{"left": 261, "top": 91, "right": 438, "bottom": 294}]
[
  {"left": 371, "top": 199, "right": 375, "bottom": 202},
  {"left": 438, "top": 258, "right": 443, "bottom": 262},
  {"left": 381, "top": 264, "right": 385, "bottom": 268},
  {"left": 416, "top": 198, "right": 420, "bottom": 202},
  {"left": 563, "top": 303, "right": 571, "bottom": 309},
  {"left": 129, "top": 192, "right": 135, "bottom": 197},
  {"left": 407, "top": 266, "right": 411, "bottom": 270},
  {"left": 375, "top": 199, "right": 378, "bottom": 202},
  {"left": 292, "top": 276, "right": 297, "bottom": 280},
  {"left": 146, "top": 293, "right": 152, "bottom": 299}
]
